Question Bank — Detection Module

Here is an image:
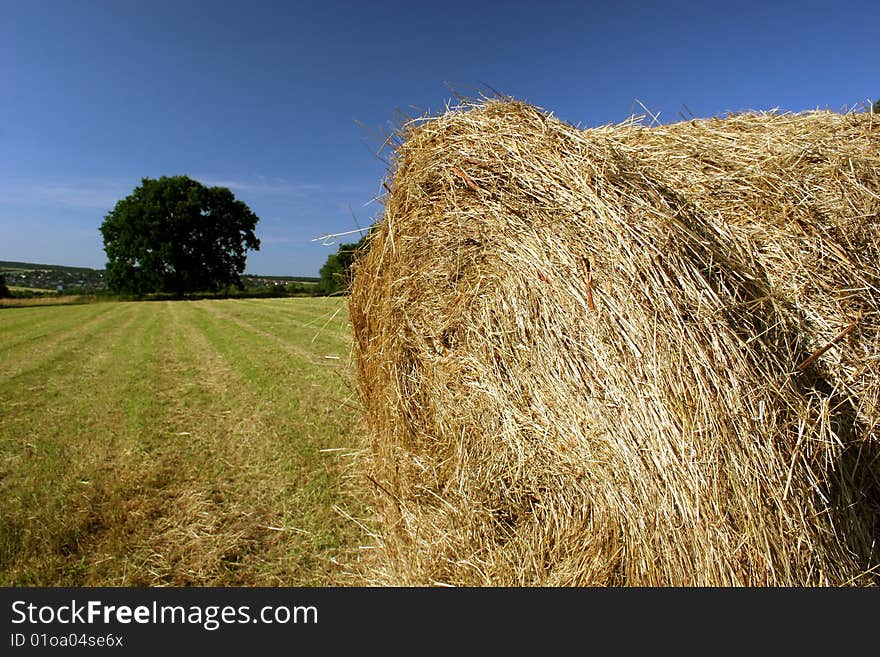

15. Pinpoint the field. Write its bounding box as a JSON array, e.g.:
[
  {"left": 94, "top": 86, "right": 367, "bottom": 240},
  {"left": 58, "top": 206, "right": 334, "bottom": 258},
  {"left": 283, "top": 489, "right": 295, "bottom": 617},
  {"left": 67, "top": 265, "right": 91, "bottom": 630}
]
[{"left": 0, "top": 297, "right": 367, "bottom": 586}]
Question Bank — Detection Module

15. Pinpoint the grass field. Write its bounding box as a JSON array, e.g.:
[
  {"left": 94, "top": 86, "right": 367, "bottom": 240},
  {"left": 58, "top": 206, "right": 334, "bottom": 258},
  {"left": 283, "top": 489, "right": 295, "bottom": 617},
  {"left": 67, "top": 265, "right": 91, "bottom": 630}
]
[
  {"left": 0, "top": 297, "right": 368, "bottom": 586},
  {"left": 1, "top": 294, "right": 99, "bottom": 308}
]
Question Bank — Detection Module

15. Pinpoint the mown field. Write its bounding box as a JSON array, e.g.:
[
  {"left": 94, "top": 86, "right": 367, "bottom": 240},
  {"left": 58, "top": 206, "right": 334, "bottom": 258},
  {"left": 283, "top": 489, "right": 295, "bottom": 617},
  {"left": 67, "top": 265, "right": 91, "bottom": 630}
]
[{"left": 0, "top": 297, "right": 369, "bottom": 586}]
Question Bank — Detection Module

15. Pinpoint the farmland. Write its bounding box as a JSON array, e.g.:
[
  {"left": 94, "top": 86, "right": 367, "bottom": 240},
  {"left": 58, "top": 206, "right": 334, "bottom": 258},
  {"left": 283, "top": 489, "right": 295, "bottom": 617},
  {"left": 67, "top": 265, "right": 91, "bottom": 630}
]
[{"left": 0, "top": 297, "right": 367, "bottom": 586}]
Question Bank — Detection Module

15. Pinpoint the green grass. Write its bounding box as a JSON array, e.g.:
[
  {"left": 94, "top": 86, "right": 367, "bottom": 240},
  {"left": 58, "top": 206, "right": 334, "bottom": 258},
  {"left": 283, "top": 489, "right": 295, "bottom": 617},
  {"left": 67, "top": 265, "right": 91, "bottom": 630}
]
[{"left": 0, "top": 298, "right": 366, "bottom": 586}]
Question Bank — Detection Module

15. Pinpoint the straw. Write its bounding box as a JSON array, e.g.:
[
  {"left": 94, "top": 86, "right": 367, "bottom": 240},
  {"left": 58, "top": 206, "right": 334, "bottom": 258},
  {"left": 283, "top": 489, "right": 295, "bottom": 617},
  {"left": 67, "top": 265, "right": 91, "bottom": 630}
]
[{"left": 349, "top": 100, "right": 880, "bottom": 586}]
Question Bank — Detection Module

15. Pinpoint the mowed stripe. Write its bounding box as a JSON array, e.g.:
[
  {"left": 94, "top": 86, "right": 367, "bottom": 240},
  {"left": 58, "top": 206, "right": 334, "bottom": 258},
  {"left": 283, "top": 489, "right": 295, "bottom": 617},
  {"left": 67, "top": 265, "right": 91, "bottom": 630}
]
[
  {"left": 149, "top": 301, "right": 361, "bottom": 584},
  {"left": 0, "top": 302, "right": 163, "bottom": 583},
  {"left": 0, "top": 303, "right": 134, "bottom": 381},
  {"left": 193, "top": 299, "right": 351, "bottom": 365},
  {"left": 241, "top": 297, "right": 351, "bottom": 327},
  {"left": 0, "top": 298, "right": 364, "bottom": 586},
  {"left": 216, "top": 298, "right": 351, "bottom": 345},
  {"left": 0, "top": 305, "right": 86, "bottom": 339},
  {"left": 0, "top": 304, "right": 101, "bottom": 360},
  {"left": 185, "top": 301, "right": 356, "bottom": 443}
]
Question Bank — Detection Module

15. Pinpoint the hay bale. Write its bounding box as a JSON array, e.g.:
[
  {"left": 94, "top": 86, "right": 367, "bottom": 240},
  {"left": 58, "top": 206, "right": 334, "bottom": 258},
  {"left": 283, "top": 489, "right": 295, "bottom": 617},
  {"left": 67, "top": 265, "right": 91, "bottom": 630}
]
[{"left": 349, "top": 100, "right": 880, "bottom": 586}]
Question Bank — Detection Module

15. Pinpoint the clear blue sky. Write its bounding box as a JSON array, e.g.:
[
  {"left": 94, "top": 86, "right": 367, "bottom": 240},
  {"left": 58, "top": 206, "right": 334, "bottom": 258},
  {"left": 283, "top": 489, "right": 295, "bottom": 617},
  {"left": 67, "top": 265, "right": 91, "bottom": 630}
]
[{"left": 1, "top": 0, "right": 875, "bottom": 276}]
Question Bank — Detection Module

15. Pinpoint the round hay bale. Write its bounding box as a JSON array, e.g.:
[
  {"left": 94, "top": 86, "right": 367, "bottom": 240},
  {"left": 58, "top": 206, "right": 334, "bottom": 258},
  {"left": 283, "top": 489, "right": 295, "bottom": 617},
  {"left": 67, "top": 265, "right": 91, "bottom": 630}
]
[{"left": 349, "top": 100, "right": 880, "bottom": 586}]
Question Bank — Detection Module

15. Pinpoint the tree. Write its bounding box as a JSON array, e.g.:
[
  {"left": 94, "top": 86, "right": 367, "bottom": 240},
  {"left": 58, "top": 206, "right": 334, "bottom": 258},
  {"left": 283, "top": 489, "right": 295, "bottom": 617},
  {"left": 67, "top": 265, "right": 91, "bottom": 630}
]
[
  {"left": 874, "top": 98, "right": 880, "bottom": 114},
  {"left": 319, "top": 234, "right": 368, "bottom": 295},
  {"left": 100, "top": 176, "right": 260, "bottom": 295},
  {"left": 0, "top": 274, "right": 10, "bottom": 298}
]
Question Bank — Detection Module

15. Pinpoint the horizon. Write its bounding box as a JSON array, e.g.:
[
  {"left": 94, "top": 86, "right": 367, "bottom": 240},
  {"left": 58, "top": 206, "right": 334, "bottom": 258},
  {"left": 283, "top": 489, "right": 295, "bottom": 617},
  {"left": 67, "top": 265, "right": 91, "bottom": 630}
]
[
  {"left": 2, "top": 0, "right": 876, "bottom": 277},
  {"left": 0, "top": 257, "right": 319, "bottom": 279}
]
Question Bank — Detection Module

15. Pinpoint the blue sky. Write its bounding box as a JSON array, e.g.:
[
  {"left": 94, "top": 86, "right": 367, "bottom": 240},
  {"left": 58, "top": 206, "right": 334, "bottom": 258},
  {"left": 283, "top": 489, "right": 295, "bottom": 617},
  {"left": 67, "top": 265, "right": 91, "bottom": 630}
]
[{"left": 1, "top": 0, "right": 876, "bottom": 276}]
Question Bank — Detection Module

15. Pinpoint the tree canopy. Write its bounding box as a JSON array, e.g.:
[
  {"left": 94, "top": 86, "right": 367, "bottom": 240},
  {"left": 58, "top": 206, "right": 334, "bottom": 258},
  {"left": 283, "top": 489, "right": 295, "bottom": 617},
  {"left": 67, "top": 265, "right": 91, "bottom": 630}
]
[
  {"left": 318, "top": 234, "right": 368, "bottom": 295},
  {"left": 100, "top": 176, "right": 260, "bottom": 295},
  {"left": 0, "top": 274, "right": 10, "bottom": 298}
]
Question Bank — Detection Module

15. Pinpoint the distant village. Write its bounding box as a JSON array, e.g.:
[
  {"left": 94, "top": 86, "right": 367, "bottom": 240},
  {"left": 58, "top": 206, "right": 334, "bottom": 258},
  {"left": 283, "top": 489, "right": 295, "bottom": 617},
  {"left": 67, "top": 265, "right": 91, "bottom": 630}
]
[
  {"left": 0, "top": 263, "right": 107, "bottom": 293},
  {"left": 0, "top": 261, "right": 319, "bottom": 295}
]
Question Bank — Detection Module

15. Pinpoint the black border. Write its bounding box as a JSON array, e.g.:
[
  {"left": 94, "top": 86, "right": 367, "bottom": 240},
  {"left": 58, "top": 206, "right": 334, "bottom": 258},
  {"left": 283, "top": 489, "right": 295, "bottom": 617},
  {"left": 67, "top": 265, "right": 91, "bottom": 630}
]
[{"left": 2, "top": 586, "right": 876, "bottom": 652}]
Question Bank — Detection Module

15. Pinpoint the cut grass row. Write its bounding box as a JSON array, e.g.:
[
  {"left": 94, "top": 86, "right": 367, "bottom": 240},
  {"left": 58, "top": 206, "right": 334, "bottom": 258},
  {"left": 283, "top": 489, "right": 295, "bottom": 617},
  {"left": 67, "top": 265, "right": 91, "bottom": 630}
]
[{"left": 0, "top": 298, "right": 368, "bottom": 586}]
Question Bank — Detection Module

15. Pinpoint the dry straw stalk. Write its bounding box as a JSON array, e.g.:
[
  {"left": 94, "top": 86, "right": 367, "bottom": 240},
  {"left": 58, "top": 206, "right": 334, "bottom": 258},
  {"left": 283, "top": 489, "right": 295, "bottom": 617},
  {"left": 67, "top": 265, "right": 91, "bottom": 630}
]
[{"left": 349, "top": 100, "right": 880, "bottom": 586}]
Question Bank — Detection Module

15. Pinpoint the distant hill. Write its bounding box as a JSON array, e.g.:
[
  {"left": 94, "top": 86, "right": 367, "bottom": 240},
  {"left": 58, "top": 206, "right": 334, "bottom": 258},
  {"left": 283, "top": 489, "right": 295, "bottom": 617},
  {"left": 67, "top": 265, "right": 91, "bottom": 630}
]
[
  {"left": 0, "top": 261, "right": 319, "bottom": 292},
  {"left": 0, "top": 260, "right": 100, "bottom": 274}
]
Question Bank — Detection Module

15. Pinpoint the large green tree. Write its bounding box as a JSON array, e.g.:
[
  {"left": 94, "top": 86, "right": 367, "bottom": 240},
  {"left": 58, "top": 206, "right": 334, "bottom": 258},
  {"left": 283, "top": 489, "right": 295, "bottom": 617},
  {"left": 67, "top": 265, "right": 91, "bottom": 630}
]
[
  {"left": 100, "top": 176, "right": 260, "bottom": 295},
  {"left": 0, "top": 274, "right": 10, "bottom": 298},
  {"left": 319, "top": 234, "right": 368, "bottom": 295}
]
